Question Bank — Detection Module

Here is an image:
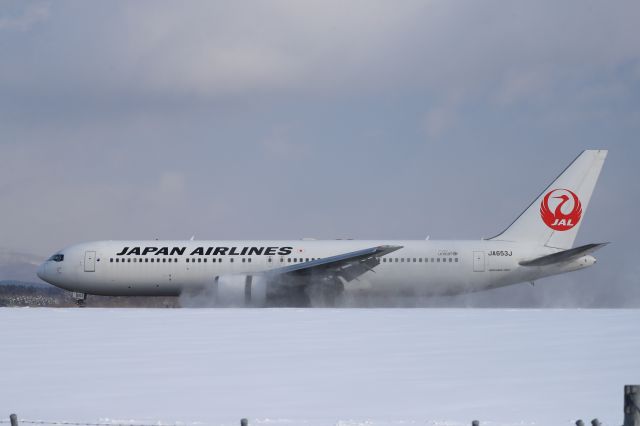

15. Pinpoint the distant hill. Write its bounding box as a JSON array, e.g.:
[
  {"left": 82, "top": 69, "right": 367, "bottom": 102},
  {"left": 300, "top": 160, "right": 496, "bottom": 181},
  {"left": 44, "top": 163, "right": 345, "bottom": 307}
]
[{"left": 0, "top": 248, "right": 45, "bottom": 285}]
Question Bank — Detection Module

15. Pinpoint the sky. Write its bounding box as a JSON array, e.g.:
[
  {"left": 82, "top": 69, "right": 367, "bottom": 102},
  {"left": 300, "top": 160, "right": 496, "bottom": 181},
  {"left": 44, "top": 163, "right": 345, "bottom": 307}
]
[{"left": 0, "top": 0, "right": 639, "bottom": 306}]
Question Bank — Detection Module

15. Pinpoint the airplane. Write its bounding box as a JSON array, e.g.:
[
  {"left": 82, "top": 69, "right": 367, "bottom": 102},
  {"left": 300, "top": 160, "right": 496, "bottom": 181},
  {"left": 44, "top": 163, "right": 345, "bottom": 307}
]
[{"left": 37, "top": 150, "right": 608, "bottom": 306}]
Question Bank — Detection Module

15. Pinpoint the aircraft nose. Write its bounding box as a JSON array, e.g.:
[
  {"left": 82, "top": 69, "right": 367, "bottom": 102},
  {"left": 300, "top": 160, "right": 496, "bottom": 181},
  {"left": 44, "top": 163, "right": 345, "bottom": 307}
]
[{"left": 37, "top": 262, "right": 47, "bottom": 281}]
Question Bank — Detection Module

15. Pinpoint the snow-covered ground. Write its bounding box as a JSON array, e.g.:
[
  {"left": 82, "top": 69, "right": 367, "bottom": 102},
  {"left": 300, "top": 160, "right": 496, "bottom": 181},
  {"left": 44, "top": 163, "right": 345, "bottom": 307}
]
[{"left": 0, "top": 309, "right": 637, "bottom": 426}]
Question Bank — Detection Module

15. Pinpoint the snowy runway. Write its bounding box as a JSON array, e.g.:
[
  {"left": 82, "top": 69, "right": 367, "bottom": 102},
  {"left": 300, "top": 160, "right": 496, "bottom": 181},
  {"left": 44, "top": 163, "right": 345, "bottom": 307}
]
[{"left": 0, "top": 308, "right": 637, "bottom": 426}]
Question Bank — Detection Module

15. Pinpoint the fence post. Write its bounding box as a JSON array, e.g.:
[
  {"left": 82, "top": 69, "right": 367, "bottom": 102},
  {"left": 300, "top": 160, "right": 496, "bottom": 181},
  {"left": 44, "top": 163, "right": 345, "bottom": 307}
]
[
  {"left": 625, "top": 385, "right": 640, "bottom": 426},
  {"left": 9, "top": 414, "right": 18, "bottom": 426},
  {"left": 240, "top": 418, "right": 248, "bottom": 426}
]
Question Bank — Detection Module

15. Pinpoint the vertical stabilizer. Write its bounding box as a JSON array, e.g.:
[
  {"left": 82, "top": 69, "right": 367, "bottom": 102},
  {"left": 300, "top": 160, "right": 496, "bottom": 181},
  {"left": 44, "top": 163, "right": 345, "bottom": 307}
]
[{"left": 490, "top": 150, "right": 607, "bottom": 249}]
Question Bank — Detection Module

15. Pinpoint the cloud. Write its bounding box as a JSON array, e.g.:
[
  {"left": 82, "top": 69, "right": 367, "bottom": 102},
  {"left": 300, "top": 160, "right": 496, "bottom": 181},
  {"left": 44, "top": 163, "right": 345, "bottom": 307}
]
[
  {"left": 0, "top": 2, "right": 49, "bottom": 32},
  {"left": 423, "top": 104, "right": 457, "bottom": 139},
  {"left": 260, "top": 125, "right": 310, "bottom": 160},
  {"left": 157, "top": 172, "right": 185, "bottom": 195},
  {"left": 494, "top": 69, "right": 553, "bottom": 106},
  {"left": 2, "top": 1, "right": 640, "bottom": 107}
]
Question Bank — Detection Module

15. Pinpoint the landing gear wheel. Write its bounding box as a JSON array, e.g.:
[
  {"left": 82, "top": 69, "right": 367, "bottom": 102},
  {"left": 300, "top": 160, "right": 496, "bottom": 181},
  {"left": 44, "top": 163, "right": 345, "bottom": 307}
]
[{"left": 72, "top": 292, "right": 87, "bottom": 307}]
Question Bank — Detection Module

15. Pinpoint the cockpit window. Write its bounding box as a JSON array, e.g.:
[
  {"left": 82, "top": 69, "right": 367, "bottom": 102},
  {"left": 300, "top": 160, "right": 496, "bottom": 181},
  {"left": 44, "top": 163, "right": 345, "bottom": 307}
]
[{"left": 48, "top": 254, "right": 64, "bottom": 262}]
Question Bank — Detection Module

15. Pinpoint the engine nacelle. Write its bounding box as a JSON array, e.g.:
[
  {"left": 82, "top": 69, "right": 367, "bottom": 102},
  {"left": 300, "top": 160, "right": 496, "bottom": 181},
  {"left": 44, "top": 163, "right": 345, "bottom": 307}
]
[{"left": 213, "top": 275, "right": 267, "bottom": 307}]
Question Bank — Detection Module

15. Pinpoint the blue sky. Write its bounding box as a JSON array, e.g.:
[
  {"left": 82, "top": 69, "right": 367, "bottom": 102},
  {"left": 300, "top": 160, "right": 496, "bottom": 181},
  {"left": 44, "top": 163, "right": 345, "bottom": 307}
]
[{"left": 1, "top": 0, "right": 639, "bottom": 305}]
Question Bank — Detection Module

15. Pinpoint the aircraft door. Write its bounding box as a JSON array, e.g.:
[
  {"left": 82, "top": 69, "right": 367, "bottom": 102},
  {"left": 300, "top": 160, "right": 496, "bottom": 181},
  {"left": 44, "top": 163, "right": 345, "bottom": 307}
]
[
  {"left": 473, "top": 251, "right": 485, "bottom": 272},
  {"left": 84, "top": 251, "right": 96, "bottom": 272}
]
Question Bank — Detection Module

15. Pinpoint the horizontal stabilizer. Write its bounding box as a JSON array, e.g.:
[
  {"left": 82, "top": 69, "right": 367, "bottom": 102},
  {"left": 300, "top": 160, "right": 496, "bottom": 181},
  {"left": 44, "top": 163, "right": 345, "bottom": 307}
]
[{"left": 519, "top": 243, "right": 609, "bottom": 267}]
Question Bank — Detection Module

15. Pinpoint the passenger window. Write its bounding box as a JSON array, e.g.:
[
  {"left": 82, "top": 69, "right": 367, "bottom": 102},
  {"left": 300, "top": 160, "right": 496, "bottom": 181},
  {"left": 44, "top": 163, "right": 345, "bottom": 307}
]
[
  {"left": 287, "top": 258, "right": 291, "bottom": 263},
  {"left": 419, "top": 258, "right": 422, "bottom": 262},
  {"left": 248, "top": 258, "right": 252, "bottom": 263},
  {"left": 186, "top": 259, "right": 190, "bottom": 263},
  {"left": 268, "top": 258, "right": 272, "bottom": 263},
  {"left": 163, "top": 258, "right": 166, "bottom": 263},
  {"left": 110, "top": 258, "right": 113, "bottom": 263},
  {"left": 230, "top": 258, "right": 234, "bottom": 263},
  {"left": 455, "top": 258, "right": 459, "bottom": 262},
  {"left": 449, "top": 258, "right": 452, "bottom": 262},
  {"left": 431, "top": 258, "right": 435, "bottom": 262},
  {"left": 437, "top": 258, "right": 440, "bottom": 263}
]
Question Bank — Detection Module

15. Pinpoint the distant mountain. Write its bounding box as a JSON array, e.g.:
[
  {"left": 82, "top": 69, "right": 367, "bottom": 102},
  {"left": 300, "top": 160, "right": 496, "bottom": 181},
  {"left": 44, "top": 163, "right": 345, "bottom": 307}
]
[{"left": 0, "top": 248, "right": 45, "bottom": 285}]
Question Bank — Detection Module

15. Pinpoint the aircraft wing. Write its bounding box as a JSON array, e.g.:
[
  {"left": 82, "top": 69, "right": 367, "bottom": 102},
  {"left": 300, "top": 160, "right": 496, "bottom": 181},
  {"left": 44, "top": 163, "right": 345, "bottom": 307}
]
[
  {"left": 519, "top": 243, "right": 609, "bottom": 267},
  {"left": 263, "top": 245, "right": 402, "bottom": 283}
]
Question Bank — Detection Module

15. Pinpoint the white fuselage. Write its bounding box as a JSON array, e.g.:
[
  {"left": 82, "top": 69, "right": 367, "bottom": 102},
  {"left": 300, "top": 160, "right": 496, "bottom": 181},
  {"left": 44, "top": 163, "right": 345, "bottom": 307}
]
[
  {"left": 37, "top": 239, "right": 595, "bottom": 298},
  {"left": 36, "top": 150, "right": 607, "bottom": 303}
]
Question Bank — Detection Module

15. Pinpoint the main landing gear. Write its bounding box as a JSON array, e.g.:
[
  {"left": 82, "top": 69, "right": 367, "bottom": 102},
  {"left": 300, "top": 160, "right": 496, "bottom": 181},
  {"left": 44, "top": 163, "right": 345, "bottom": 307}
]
[{"left": 72, "top": 292, "right": 87, "bottom": 307}]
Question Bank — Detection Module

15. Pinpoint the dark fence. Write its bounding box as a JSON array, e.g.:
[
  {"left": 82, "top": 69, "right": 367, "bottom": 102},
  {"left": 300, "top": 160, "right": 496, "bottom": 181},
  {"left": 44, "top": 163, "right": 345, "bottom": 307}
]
[{"left": 4, "top": 385, "right": 640, "bottom": 426}]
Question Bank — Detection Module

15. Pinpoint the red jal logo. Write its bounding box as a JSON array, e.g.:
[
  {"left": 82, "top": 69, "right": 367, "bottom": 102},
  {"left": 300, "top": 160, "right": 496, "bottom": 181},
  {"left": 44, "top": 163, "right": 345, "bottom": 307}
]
[{"left": 540, "top": 189, "right": 582, "bottom": 231}]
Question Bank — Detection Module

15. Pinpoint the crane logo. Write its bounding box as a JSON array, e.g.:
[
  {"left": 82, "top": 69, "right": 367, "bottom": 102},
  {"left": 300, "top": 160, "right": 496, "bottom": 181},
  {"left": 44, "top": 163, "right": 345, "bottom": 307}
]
[{"left": 540, "top": 189, "right": 582, "bottom": 231}]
